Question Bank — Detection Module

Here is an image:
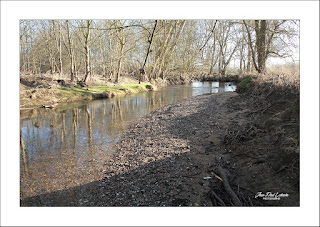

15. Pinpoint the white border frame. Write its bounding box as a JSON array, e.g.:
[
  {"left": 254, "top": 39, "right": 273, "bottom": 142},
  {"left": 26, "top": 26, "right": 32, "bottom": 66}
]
[{"left": 1, "top": 1, "right": 319, "bottom": 226}]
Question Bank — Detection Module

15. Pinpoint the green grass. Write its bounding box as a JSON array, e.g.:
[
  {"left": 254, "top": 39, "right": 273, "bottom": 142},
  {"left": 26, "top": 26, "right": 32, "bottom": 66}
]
[
  {"left": 56, "top": 82, "right": 155, "bottom": 101},
  {"left": 19, "top": 82, "right": 157, "bottom": 109},
  {"left": 238, "top": 75, "right": 255, "bottom": 87},
  {"left": 56, "top": 87, "right": 92, "bottom": 100}
]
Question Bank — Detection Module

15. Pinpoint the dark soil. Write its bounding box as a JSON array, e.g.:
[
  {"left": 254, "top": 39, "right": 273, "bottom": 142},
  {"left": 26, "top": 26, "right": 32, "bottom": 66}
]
[{"left": 22, "top": 81, "right": 299, "bottom": 206}]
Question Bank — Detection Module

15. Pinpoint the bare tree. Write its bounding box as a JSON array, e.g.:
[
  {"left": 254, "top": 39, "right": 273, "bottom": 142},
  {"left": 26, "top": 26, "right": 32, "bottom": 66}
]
[
  {"left": 243, "top": 20, "right": 295, "bottom": 73},
  {"left": 217, "top": 20, "right": 240, "bottom": 76},
  {"left": 63, "top": 20, "right": 76, "bottom": 81},
  {"left": 83, "top": 20, "right": 92, "bottom": 84},
  {"left": 255, "top": 20, "right": 267, "bottom": 73},
  {"left": 140, "top": 20, "right": 158, "bottom": 82},
  {"left": 20, "top": 19, "right": 299, "bottom": 80},
  {"left": 114, "top": 20, "right": 127, "bottom": 83},
  {"left": 55, "top": 20, "right": 64, "bottom": 76},
  {"left": 151, "top": 20, "right": 172, "bottom": 78},
  {"left": 160, "top": 20, "right": 186, "bottom": 78}
]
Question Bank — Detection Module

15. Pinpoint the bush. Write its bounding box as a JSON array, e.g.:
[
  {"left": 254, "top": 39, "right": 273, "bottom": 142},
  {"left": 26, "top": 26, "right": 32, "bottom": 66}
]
[{"left": 236, "top": 75, "right": 256, "bottom": 92}]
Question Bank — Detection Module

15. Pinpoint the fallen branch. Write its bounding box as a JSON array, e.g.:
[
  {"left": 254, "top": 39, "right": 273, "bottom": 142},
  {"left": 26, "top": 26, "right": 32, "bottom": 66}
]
[
  {"left": 218, "top": 166, "right": 242, "bottom": 206},
  {"left": 211, "top": 172, "right": 223, "bottom": 182}
]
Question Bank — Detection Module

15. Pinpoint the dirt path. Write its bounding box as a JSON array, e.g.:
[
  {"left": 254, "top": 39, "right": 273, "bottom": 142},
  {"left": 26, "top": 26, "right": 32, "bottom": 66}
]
[{"left": 21, "top": 91, "right": 299, "bottom": 206}]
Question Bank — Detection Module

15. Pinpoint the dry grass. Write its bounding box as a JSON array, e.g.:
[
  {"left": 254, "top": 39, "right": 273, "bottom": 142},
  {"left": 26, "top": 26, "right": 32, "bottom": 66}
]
[
  {"left": 237, "top": 63, "right": 300, "bottom": 97},
  {"left": 262, "top": 63, "right": 300, "bottom": 89}
]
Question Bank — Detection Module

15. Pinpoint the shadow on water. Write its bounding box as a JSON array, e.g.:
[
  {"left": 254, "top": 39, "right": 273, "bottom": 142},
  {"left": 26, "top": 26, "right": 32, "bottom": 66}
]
[{"left": 20, "top": 82, "right": 237, "bottom": 206}]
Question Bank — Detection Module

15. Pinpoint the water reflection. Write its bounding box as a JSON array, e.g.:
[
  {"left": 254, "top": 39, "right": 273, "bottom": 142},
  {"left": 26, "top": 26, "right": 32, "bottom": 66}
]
[
  {"left": 20, "top": 82, "right": 236, "bottom": 199},
  {"left": 191, "top": 81, "right": 236, "bottom": 95}
]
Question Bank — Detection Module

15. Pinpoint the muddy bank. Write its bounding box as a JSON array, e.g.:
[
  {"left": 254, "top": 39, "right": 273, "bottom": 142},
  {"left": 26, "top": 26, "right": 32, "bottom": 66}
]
[
  {"left": 22, "top": 79, "right": 299, "bottom": 206},
  {"left": 225, "top": 75, "right": 300, "bottom": 206},
  {"left": 20, "top": 72, "right": 239, "bottom": 111}
]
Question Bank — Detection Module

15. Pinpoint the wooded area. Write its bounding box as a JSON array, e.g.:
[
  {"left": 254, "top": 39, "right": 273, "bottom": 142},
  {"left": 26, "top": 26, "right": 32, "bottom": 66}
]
[{"left": 20, "top": 20, "right": 299, "bottom": 84}]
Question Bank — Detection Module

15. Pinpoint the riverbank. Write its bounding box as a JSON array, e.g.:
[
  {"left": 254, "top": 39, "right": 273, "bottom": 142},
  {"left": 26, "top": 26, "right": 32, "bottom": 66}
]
[
  {"left": 21, "top": 72, "right": 299, "bottom": 206},
  {"left": 20, "top": 72, "right": 243, "bottom": 110},
  {"left": 100, "top": 74, "right": 299, "bottom": 206},
  {"left": 20, "top": 74, "right": 157, "bottom": 109}
]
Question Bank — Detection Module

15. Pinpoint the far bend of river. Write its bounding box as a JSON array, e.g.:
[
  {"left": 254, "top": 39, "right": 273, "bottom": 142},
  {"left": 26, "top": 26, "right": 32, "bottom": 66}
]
[{"left": 20, "top": 82, "right": 236, "bottom": 199}]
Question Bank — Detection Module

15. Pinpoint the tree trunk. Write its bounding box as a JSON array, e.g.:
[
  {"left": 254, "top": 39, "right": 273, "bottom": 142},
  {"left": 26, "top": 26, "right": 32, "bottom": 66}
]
[
  {"left": 243, "top": 20, "right": 259, "bottom": 72},
  {"left": 52, "top": 20, "right": 63, "bottom": 76},
  {"left": 115, "top": 43, "right": 123, "bottom": 83},
  {"left": 239, "top": 43, "right": 244, "bottom": 75},
  {"left": 209, "top": 33, "right": 218, "bottom": 74},
  {"left": 58, "top": 20, "right": 63, "bottom": 76},
  {"left": 151, "top": 20, "right": 172, "bottom": 77},
  {"left": 218, "top": 57, "right": 222, "bottom": 75},
  {"left": 244, "top": 20, "right": 267, "bottom": 73},
  {"left": 140, "top": 20, "right": 158, "bottom": 83},
  {"left": 155, "top": 22, "right": 176, "bottom": 78},
  {"left": 256, "top": 20, "right": 266, "bottom": 73},
  {"left": 83, "top": 20, "right": 91, "bottom": 84},
  {"left": 98, "top": 34, "right": 106, "bottom": 77},
  {"left": 114, "top": 20, "right": 126, "bottom": 83},
  {"left": 66, "top": 20, "right": 74, "bottom": 81},
  {"left": 246, "top": 49, "right": 251, "bottom": 72},
  {"left": 160, "top": 20, "right": 187, "bottom": 77}
]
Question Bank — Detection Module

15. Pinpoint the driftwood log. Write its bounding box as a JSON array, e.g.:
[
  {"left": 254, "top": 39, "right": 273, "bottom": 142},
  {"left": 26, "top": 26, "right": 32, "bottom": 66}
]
[{"left": 218, "top": 166, "right": 242, "bottom": 206}]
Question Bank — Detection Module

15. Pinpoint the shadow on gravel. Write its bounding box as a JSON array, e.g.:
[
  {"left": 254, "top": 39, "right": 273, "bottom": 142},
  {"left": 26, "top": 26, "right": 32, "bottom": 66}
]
[{"left": 21, "top": 151, "right": 215, "bottom": 206}]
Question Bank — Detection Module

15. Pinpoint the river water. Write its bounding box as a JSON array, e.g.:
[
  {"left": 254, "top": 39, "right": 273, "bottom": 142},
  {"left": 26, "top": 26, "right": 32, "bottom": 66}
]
[{"left": 20, "top": 82, "right": 236, "bottom": 199}]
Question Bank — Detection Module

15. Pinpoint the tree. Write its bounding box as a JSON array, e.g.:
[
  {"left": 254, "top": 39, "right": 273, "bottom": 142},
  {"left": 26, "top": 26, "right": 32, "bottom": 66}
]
[
  {"left": 151, "top": 20, "right": 174, "bottom": 78},
  {"left": 216, "top": 20, "right": 240, "bottom": 76},
  {"left": 63, "top": 20, "right": 76, "bottom": 81},
  {"left": 114, "top": 20, "right": 127, "bottom": 83},
  {"left": 140, "top": 20, "right": 158, "bottom": 82},
  {"left": 243, "top": 20, "right": 295, "bottom": 73},
  {"left": 52, "top": 20, "right": 63, "bottom": 76},
  {"left": 20, "top": 20, "right": 299, "bottom": 79},
  {"left": 160, "top": 20, "right": 186, "bottom": 78},
  {"left": 255, "top": 20, "right": 266, "bottom": 73},
  {"left": 83, "top": 20, "right": 92, "bottom": 84}
]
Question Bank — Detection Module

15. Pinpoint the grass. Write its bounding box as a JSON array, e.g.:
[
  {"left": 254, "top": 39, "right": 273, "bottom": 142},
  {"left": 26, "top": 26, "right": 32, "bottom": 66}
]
[
  {"left": 57, "top": 82, "right": 155, "bottom": 99},
  {"left": 236, "top": 64, "right": 300, "bottom": 129},
  {"left": 237, "top": 63, "right": 300, "bottom": 93},
  {"left": 88, "top": 82, "right": 155, "bottom": 95},
  {"left": 20, "top": 81, "right": 156, "bottom": 109},
  {"left": 237, "top": 75, "right": 256, "bottom": 87}
]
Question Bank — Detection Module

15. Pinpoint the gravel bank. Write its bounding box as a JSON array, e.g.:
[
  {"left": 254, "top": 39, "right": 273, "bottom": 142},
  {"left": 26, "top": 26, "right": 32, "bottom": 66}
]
[{"left": 96, "top": 92, "right": 240, "bottom": 206}]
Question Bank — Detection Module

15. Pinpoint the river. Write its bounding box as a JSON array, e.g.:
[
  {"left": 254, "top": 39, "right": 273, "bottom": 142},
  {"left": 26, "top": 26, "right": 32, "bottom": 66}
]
[{"left": 20, "top": 82, "right": 236, "bottom": 200}]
